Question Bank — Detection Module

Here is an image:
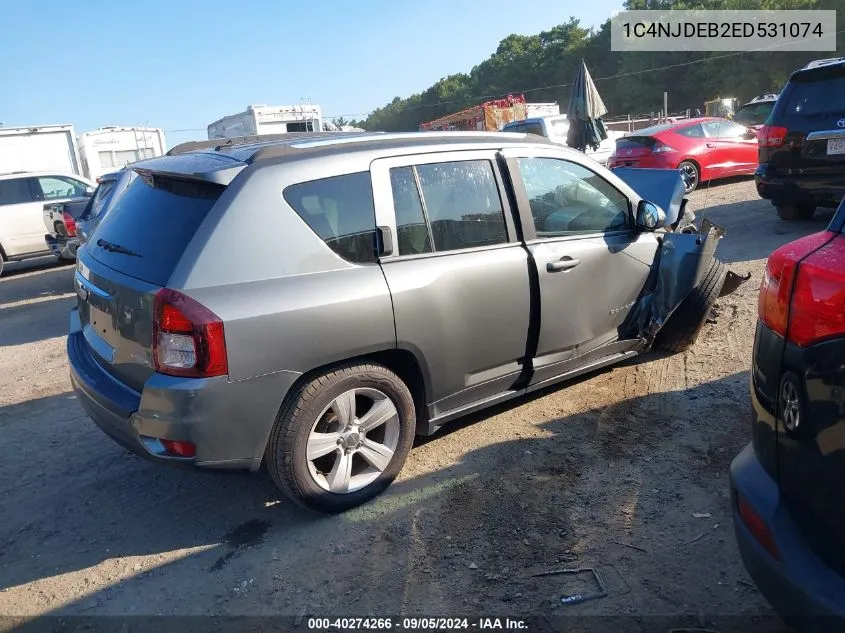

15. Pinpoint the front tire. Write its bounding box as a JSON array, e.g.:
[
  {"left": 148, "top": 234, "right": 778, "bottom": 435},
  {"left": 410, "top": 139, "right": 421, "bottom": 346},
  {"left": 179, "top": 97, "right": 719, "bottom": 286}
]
[
  {"left": 652, "top": 259, "right": 726, "bottom": 354},
  {"left": 775, "top": 203, "right": 816, "bottom": 221},
  {"left": 265, "top": 362, "right": 416, "bottom": 514}
]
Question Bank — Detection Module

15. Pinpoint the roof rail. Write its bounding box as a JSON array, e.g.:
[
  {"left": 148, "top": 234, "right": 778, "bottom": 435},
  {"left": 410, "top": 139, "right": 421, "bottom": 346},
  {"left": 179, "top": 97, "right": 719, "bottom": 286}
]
[
  {"left": 166, "top": 132, "right": 347, "bottom": 156},
  {"left": 802, "top": 57, "right": 845, "bottom": 70}
]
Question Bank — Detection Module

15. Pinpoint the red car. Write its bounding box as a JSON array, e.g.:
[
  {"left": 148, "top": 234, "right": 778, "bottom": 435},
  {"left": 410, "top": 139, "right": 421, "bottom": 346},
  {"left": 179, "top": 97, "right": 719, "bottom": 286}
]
[{"left": 607, "top": 117, "right": 759, "bottom": 193}]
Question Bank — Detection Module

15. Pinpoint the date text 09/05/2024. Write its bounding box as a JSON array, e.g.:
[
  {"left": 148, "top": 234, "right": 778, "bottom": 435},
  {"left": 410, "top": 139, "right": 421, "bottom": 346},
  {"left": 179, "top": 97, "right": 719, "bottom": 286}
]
[
  {"left": 307, "top": 618, "right": 529, "bottom": 630},
  {"left": 622, "top": 21, "right": 824, "bottom": 39}
]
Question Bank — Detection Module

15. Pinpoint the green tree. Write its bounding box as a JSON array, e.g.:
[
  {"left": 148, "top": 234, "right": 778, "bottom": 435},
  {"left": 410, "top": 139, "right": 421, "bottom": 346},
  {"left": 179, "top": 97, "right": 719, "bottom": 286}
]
[{"left": 357, "top": 0, "right": 843, "bottom": 131}]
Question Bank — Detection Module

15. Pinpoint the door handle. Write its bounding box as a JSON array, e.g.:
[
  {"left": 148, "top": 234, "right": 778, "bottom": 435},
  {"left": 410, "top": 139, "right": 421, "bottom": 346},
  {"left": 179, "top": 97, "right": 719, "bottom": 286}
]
[
  {"left": 706, "top": 142, "right": 717, "bottom": 148},
  {"left": 547, "top": 257, "right": 581, "bottom": 272}
]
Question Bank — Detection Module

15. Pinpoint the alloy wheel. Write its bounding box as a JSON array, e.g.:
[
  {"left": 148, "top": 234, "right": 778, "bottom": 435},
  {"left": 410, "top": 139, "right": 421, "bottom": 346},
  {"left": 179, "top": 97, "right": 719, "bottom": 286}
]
[{"left": 306, "top": 388, "right": 400, "bottom": 494}]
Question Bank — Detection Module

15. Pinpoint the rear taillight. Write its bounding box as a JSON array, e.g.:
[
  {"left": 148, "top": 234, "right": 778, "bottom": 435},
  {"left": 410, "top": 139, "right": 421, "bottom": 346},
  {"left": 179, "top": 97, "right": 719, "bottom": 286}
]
[
  {"left": 737, "top": 495, "right": 780, "bottom": 560},
  {"left": 788, "top": 237, "right": 845, "bottom": 347},
  {"left": 153, "top": 288, "right": 228, "bottom": 378},
  {"left": 758, "top": 125, "right": 788, "bottom": 148},
  {"left": 758, "top": 231, "right": 836, "bottom": 338},
  {"left": 62, "top": 211, "right": 77, "bottom": 237},
  {"left": 652, "top": 140, "right": 675, "bottom": 153}
]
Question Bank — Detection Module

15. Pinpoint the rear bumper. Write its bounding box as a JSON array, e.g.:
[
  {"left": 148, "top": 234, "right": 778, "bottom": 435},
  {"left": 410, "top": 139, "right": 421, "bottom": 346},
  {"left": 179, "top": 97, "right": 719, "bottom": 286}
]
[
  {"left": 730, "top": 443, "right": 845, "bottom": 631},
  {"left": 755, "top": 164, "right": 845, "bottom": 208},
  {"left": 67, "top": 308, "right": 301, "bottom": 471},
  {"left": 45, "top": 234, "right": 79, "bottom": 259}
]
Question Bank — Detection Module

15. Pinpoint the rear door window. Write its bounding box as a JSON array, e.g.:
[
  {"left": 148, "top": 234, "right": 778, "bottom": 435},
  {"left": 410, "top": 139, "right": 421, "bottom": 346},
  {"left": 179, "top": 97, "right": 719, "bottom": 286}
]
[
  {"left": 283, "top": 172, "right": 378, "bottom": 263},
  {"left": 415, "top": 160, "right": 508, "bottom": 252},
  {"left": 389, "top": 167, "right": 432, "bottom": 256},
  {"left": 0, "top": 178, "right": 34, "bottom": 206},
  {"left": 88, "top": 174, "right": 224, "bottom": 286}
]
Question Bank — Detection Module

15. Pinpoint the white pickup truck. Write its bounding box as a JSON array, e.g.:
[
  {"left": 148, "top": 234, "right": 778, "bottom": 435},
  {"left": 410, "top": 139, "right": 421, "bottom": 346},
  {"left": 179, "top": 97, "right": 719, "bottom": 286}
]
[{"left": 501, "top": 115, "right": 625, "bottom": 166}]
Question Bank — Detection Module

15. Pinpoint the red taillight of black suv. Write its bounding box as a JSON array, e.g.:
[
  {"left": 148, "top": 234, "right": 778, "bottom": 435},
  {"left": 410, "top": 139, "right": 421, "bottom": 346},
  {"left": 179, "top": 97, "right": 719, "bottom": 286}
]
[{"left": 758, "top": 230, "right": 845, "bottom": 346}]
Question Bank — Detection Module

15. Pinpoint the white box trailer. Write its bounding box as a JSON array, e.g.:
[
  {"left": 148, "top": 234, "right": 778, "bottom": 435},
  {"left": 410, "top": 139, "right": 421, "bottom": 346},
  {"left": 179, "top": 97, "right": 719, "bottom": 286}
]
[
  {"left": 0, "top": 125, "right": 83, "bottom": 176},
  {"left": 77, "top": 127, "right": 166, "bottom": 182},
  {"left": 207, "top": 104, "right": 324, "bottom": 139}
]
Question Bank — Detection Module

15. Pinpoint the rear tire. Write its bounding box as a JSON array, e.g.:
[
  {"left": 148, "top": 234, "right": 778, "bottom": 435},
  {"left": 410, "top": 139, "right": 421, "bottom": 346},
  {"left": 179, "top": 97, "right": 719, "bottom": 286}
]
[
  {"left": 776, "top": 203, "right": 816, "bottom": 221},
  {"left": 265, "top": 362, "right": 416, "bottom": 514},
  {"left": 678, "top": 160, "right": 700, "bottom": 193},
  {"left": 652, "top": 259, "right": 727, "bottom": 354}
]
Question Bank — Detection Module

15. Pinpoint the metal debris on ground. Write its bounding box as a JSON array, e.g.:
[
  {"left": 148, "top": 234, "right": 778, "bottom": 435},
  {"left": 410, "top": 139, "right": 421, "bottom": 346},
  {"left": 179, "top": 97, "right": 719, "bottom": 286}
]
[
  {"left": 680, "top": 533, "right": 706, "bottom": 546},
  {"left": 610, "top": 540, "right": 648, "bottom": 553},
  {"left": 532, "top": 567, "right": 608, "bottom": 606}
]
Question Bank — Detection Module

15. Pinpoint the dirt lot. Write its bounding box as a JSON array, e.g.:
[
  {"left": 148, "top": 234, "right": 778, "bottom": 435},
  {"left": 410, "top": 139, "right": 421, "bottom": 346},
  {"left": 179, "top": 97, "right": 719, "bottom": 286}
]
[{"left": 0, "top": 179, "right": 835, "bottom": 630}]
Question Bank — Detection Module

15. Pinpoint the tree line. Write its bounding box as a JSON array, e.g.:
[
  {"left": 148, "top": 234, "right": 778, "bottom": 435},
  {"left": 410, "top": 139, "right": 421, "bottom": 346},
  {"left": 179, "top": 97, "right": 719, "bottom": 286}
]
[{"left": 351, "top": 0, "right": 843, "bottom": 132}]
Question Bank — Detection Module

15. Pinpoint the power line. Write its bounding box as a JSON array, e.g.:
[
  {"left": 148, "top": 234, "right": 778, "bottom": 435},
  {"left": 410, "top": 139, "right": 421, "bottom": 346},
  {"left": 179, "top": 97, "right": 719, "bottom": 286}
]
[
  {"left": 388, "top": 29, "right": 845, "bottom": 114},
  {"left": 163, "top": 29, "right": 844, "bottom": 131}
]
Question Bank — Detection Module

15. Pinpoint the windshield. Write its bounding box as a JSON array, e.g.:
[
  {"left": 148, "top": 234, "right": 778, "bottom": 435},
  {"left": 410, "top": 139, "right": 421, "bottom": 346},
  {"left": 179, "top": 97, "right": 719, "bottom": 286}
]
[{"left": 734, "top": 102, "right": 775, "bottom": 126}]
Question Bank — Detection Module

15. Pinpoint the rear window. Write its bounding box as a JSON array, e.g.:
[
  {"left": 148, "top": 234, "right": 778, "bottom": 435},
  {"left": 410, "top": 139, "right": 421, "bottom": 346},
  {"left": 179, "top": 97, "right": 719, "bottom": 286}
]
[
  {"left": 783, "top": 68, "right": 845, "bottom": 117},
  {"left": 88, "top": 174, "right": 223, "bottom": 286},
  {"left": 616, "top": 136, "right": 658, "bottom": 149}
]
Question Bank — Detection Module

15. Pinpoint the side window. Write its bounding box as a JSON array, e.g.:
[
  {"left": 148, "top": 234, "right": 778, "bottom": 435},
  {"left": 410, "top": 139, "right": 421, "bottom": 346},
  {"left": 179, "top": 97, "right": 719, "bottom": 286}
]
[
  {"left": 88, "top": 180, "right": 117, "bottom": 219},
  {"left": 516, "top": 157, "right": 630, "bottom": 236},
  {"left": 283, "top": 172, "right": 378, "bottom": 263},
  {"left": 35, "top": 176, "right": 89, "bottom": 200},
  {"left": 389, "top": 167, "right": 432, "bottom": 255},
  {"left": 677, "top": 123, "right": 705, "bottom": 138},
  {"left": 415, "top": 160, "right": 508, "bottom": 252},
  {"left": 702, "top": 120, "right": 737, "bottom": 138},
  {"left": 0, "top": 178, "right": 34, "bottom": 206}
]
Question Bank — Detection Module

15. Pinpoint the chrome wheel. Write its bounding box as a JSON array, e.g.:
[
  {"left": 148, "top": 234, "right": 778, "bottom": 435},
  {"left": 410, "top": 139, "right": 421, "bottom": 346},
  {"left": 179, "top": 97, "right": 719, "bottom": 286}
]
[
  {"left": 679, "top": 162, "right": 699, "bottom": 193},
  {"left": 781, "top": 380, "right": 801, "bottom": 432},
  {"left": 306, "top": 388, "right": 400, "bottom": 494}
]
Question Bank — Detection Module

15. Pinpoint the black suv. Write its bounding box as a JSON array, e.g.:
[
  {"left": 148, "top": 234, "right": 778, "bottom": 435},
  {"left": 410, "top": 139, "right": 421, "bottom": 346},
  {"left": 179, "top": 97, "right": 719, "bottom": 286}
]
[
  {"left": 731, "top": 198, "right": 845, "bottom": 630},
  {"left": 755, "top": 58, "right": 845, "bottom": 221}
]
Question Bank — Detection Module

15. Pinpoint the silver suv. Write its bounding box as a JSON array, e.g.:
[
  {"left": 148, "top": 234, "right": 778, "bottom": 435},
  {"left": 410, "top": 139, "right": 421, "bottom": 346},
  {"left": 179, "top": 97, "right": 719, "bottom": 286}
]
[{"left": 68, "top": 132, "right": 743, "bottom": 513}]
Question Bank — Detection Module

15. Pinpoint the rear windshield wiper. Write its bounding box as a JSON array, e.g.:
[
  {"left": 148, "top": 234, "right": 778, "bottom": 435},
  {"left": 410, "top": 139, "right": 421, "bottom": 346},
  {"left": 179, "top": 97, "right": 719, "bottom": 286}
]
[{"left": 96, "top": 239, "right": 142, "bottom": 258}]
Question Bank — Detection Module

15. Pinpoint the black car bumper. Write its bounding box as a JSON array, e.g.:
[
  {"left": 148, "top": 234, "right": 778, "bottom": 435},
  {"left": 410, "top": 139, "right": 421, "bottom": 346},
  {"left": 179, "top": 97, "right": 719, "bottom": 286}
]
[
  {"left": 755, "top": 164, "right": 845, "bottom": 209},
  {"left": 731, "top": 443, "right": 845, "bottom": 632}
]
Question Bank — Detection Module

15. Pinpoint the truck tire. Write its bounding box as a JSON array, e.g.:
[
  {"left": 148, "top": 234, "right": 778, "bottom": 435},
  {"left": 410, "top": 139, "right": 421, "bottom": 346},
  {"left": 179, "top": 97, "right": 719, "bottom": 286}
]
[
  {"left": 652, "top": 259, "right": 727, "bottom": 354},
  {"left": 265, "top": 362, "right": 416, "bottom": 514},
  {"left": 776, "top": 203, "right": 816, "bottom": 221}
]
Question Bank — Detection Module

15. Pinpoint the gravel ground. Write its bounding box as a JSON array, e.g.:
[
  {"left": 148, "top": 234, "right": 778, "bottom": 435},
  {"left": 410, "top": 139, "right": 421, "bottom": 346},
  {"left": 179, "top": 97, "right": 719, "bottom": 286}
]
[{"left": 0, "top": 178, "right": 835, "bottom": 630}]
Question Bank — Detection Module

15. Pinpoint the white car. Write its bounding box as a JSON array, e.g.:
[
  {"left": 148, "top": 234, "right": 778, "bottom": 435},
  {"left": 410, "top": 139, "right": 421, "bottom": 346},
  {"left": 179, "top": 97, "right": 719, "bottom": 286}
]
[
  {"left": 501, "top": 115, "right": 625, "bottom": 166},
  {"left": 0, "top": 171, "right": 94, "bottom": 275}
]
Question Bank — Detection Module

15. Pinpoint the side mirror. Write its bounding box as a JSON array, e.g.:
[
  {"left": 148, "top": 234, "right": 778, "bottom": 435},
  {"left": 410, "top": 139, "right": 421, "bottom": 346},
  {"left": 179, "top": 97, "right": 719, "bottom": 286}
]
[
  {"left": 636, "top": 200, "right": 666, "bottom": 231},
  {"left": 85, "top": 185, "right": 95, "bottom": 195},
  {"left": 744, "top": 128, "right": 758, "bottom": 140}
]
